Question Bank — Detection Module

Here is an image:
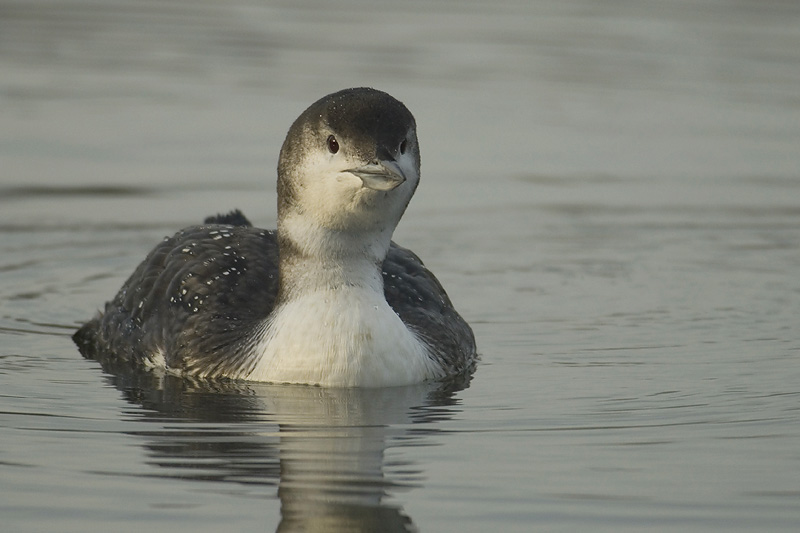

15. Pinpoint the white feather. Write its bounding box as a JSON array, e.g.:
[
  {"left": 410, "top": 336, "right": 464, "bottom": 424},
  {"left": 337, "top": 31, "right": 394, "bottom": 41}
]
[{"left": 246, "top": 287, "right": 440, "bottom": 387}]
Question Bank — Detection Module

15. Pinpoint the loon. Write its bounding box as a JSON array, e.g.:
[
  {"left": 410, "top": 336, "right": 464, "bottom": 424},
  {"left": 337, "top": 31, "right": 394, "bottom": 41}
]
[{"left": 73, "top": 87, "right": 477, "bottom": 387}]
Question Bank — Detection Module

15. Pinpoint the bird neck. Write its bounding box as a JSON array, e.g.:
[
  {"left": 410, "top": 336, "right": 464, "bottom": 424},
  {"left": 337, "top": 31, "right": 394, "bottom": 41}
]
[{"left": 276, "top": 211, "right": 393, "bottom": 300}]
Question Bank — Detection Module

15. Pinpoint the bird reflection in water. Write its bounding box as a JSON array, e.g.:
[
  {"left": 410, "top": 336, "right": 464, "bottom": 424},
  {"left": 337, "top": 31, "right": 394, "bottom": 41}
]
[{"left": 101, "top": 363, "right": 471, "bottom": 532}]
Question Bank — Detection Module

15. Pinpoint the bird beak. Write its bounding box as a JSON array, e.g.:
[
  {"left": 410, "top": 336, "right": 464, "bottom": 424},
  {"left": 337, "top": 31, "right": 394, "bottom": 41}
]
[{"left": 346, "top": 160, "right": 406, "bottom": 191}]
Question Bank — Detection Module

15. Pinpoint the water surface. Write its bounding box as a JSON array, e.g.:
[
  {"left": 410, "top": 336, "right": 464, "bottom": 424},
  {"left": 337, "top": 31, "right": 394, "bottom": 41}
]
[{"left": 2, "top": 1, "right": 800, "bottom": 531}]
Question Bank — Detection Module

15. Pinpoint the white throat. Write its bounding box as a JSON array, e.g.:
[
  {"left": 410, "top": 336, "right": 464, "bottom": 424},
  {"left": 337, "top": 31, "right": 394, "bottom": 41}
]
[{"left": 277, "top": 211, "right": 393, "bottom": 295}]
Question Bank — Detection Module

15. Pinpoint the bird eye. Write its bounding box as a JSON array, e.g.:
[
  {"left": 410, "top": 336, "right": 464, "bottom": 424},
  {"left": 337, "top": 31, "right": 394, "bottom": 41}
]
[
  {"left": 327, "top": 135, "right": 339, "bottom": 154},
  {"left": 399, "top": 139, "right": 408, "bottom": 155}
]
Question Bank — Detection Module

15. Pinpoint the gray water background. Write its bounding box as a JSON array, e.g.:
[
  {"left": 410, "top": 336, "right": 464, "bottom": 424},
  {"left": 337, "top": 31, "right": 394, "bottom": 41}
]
[{"left": 2, "top": 0, "right": 799, "bottom": 531}]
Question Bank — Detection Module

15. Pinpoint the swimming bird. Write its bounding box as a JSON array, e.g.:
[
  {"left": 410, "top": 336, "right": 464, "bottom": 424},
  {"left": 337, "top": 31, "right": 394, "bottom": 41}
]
[{"left": 73, "top": 87, "right": 477, "bottom": 387}]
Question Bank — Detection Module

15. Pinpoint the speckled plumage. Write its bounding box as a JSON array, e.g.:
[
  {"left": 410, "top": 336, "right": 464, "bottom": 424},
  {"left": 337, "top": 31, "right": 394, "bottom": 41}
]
[{"left": 74, "top": 88, "right": 477, "bottom": 386}]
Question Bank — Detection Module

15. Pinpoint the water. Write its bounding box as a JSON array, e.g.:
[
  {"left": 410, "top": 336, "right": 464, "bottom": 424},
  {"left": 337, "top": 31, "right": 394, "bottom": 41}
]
[{"left": 2, "top": 0, "right": 800, "bottom": 531}]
